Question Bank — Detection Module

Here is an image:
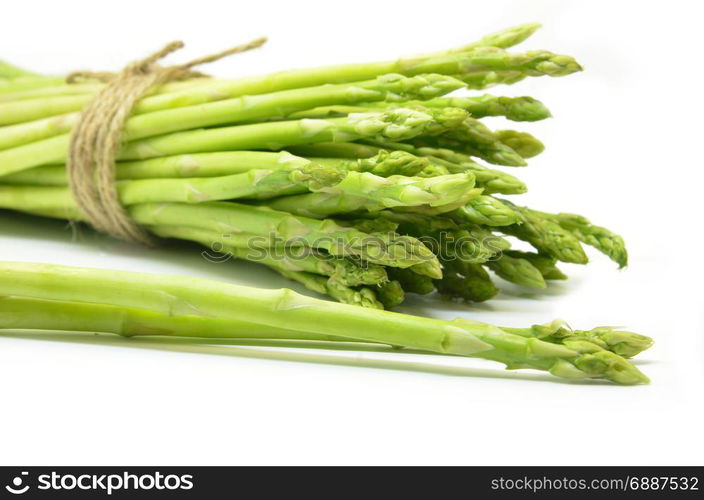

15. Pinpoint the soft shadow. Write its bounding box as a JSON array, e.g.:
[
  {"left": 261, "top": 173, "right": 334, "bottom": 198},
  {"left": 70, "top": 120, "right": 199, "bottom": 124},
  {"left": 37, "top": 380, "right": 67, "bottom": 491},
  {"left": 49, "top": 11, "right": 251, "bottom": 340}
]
[{"left": 0, "top": 331, "right": 616, "bottom": 386}]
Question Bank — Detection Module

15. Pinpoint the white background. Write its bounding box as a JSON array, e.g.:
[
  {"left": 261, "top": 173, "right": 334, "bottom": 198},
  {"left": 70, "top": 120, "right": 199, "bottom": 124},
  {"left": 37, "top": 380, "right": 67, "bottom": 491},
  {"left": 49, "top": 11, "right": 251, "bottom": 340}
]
[{"left": 1, "top": 0, "right": 703, "bottom": 465}]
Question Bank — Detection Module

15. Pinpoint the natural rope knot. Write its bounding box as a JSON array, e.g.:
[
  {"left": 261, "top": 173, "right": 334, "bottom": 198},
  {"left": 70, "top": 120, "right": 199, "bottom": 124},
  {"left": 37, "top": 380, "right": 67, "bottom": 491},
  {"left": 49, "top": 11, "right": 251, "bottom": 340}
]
[{"left": 66, "top": 38, "right": 267, "bottom": 245}]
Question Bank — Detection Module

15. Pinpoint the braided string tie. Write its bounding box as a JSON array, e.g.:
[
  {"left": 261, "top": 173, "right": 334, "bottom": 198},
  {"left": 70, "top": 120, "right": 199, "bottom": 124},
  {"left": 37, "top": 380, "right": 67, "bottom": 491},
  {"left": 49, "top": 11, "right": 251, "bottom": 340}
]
[{"left": 66, "top": 38, "right": 267, "bottom": 245}]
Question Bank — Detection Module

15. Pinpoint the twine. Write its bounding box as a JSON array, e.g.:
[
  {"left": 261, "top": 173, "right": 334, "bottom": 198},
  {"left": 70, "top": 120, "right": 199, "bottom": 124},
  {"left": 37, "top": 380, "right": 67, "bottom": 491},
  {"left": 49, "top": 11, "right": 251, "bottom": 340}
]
[{"left": 66, "top": 38, "right": 267, "bottom": 245}]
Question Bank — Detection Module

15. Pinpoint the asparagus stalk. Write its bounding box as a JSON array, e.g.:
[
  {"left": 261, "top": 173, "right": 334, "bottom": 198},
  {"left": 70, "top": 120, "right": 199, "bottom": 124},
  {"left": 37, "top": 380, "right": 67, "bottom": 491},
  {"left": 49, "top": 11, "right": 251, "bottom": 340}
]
[
  {"left": 435, "top": 261, "right": 499, "bottom": 302},
  {"left": 486, "top": 254, "right": 547, "bottom": 289},
  {"left": 551, "top": 213, "right": 628, "bottom": 268},
  {"left": 450, "top": 23, "right": 543, "bottom": 51},
  {"left": 0, "top": 76, "right": 66, "bottom": 95},
  {"left": 0, "top": 261, "right": 648, "bottom": 384},
  {"left": 275, "top": 269, "right": 384, "bottom": 309},
  {"left": 504, "top": 250, "right": 567, "bottom": 280},
  {"left": 375, "top": 280, "right": 406, "bottom": 308},
  {"left": 494, "top": 130, "right": 545, "bottom": 158},
  {"left": 418, "top": 95, "right": 551, "bottom": 121},
  {"left": 0, "top": 295, "right": 350, "bottom": 342},
  {"left": 312, "top": 150, "right": 429, "bottom": 177},
  {"left": 501, "top": 202, "right": 589, "bottom": 264},
  {"left": 297, "top": 94, "right": 551, "bottom": 123},
  {"left": 412, "top": 117, "right": 528, "bottom": 166},
  {"left": 287, "top": 142, "right": 382, "bottom": 160},
  {"left": 387, "top": 267, "right": 435, "bottom": 295},
  {"left": 502, "top": 320, "right": 653, "bottom": 358},
  {"left": 453, "top": 195, "right": 521, "bottom": 226},
  {"left": 365, "top": 141, "right": 527, "bottom": 195},
  {"left": 264, "top": 172, "right": 477, "bottom": 217},
  {"left": 453, "top": 48, "right": 583, "bottom": 88}
]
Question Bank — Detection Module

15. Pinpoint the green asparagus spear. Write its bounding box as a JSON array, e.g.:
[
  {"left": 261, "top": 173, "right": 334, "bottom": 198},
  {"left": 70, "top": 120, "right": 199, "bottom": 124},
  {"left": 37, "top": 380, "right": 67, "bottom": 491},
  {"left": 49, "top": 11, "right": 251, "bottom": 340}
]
[
  {"left": 418, "top": 95, "right": 551, "bottom": 121},
  {"left": 451, "top": 23, "right": 543, "bottom": 51},
  {"left": 435, "top": 262, "right": 499, "bottom": 302},
  {"left": 486, "top": 254, "right": 547, "bottom": 289},
  {"left": 0, "top": 261, "right": 648, "bottom": 384},
  {"left": 552, "top": 213, "right": 628, "bottom": 268},
  {"left": 453, "top": 195, "right": 521, "bottom": 226},
  {"left": 494, "top": 130, "right": 545, "bottom": 158},
  {"left": 311, "top": 150, "right": 429, "bottom": 177},
  {"left": 366, "top": 141, "right": 527, "bottom": 194},
  {"left": 501, "top": 202, "right": 589, "bottom": 264},
  {"left": 275, "top": 269, "right": 384, "bottom": 309},
  {"left": 264, "top": 172, "right": 477, "bottom": 217},
  {"left": 387, "top": 267, "right": 435, "bottom": 295},
  {"left": 375, "top": 280, "right": 406, "bottom": 308},
  {"left": 502, "top": 320, "right": 653, "bottom": 358},
  {"left": 503, "top": 250, "right": 567, "bottom": 280}
]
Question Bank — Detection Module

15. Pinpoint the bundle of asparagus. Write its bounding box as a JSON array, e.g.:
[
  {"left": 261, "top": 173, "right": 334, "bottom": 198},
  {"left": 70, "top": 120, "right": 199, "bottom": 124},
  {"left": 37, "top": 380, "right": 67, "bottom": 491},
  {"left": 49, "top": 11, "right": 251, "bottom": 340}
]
[
  {"left": 0, "top": 262, "right": 652, "bottom": 384},
  {"left": 0, "top": 24, "right": 627, "bottom": 309}
]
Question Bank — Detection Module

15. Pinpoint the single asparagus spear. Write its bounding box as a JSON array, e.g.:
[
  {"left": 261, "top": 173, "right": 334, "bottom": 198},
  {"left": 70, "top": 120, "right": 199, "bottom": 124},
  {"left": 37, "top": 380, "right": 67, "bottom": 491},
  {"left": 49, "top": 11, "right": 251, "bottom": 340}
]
[
  {"left": 273, "top": 268, "right": 384, "bottom": 309},
  {"left": 287, "top": 142, "right": 381, "bottom": 159},
  {"left": 495, "top": 130, "right": 545, "bottom": 158},
  {"left": 451, "top": 23, "right": 543, "bottom": 51},
  {"left": 412, "top": 117, "right": 527, "bottom": 166},
  {"left": 0, "top": 295, "right": 352, "bottom": 342},
  {"left": 552, "top": 213, "right": 628, "bottom": 268},
  {"left": 428, "top": 156, "right": 527, "bottom": 195},
  {"left": 453, "top": 195, "right": 521, "bottom": 226},
  {"left": 375, "top": 280, "right": 406, "bottom": 308},
  {"left": 453, "top": 48, "right": 582, "bottom": 88},
  {"left": 264, "top": 172, "right": 477, "bottom": 217},
  {"left": 312, "top": 150, "right": 429, "bottom": 177},
  {"left": 0, "top": 261, "right": 648, "bottom": 384},
  {"left": 503, "top": 250, "right": 567, "bottom": 280},
  {"left": 387, "top": 267, "right": 435, "bottom": 295},
  {"left": 486, "top": 254, "right": 547, "bottom": 289},
  {"left": 366, "top": 141, "right": 527, "bottom": 195},
  {"left": 501, "top": 202, "right": 589, "bottom": 264},
  {"left": 0, "top": 76, "right": 66, "bottom": 95},
  {"left": 291, "top": 94, "right": 551, "bottom": 123},
  {"left": 502, "top": 320, "right": 653, "bottom": 358},
  {"left": 435, "top": 262, "right": 499, "bottom": 302},
  {"left": 419, "top": 95, "right": 551, "bottom": 121}
]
